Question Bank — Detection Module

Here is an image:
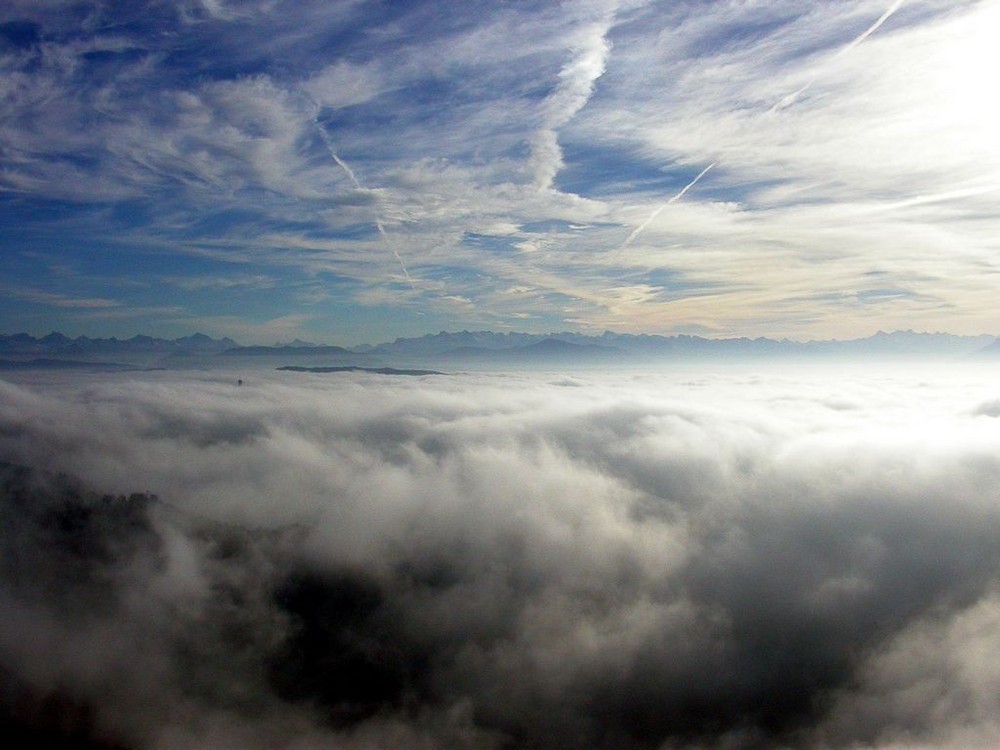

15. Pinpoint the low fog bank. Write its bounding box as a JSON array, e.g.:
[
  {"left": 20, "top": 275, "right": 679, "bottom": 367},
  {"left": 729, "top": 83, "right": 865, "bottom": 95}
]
[{"left": 2, "top": 367, "right": 1000, "bottom": 749}]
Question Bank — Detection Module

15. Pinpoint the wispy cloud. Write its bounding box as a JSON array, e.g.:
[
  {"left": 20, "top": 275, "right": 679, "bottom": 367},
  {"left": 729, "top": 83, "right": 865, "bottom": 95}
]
[
  {"left": 769, "top": 0, "right": 908, "bottom": 113},
  {"left": 163, "top": 274, "right": 277, "bottom": 291},
  {"left": 618, "top": 161, "right": 717, "bottom": 251},
  {"left": 530, "top": 9, "right": 617, "bottom": 190},
  {"left": 7, "top": 288, "right": 121, "bottom": 309},
  {"left": 1, "top": 0, "right": 996, "bottom": 340},
  {"left": 312, "top": 114, "right": 415, "bottom": 289}
]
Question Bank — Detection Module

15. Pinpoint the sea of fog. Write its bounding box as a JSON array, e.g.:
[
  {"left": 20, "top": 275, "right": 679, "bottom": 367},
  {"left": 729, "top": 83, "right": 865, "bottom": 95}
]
[{"left": 2, "top": 364, "right": 1000, "bottom": 750}]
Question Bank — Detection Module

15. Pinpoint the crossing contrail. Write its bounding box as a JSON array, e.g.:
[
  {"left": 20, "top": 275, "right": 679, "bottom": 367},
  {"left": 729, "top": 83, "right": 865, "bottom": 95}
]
[
  {"left": 313, "top": 115, "right": 415, "bottom": 290},
  {"left": 621, "top": 0, "right": 906, "bottom": 251},
  {"left": 769, "top": 0, "right": 906, "bottom": 113},
  {"left": 838, "top": 0, "right": 906, "bottom": 57},
  {"left": 620, "top": 162, "right": 716, "bottom": 251}
]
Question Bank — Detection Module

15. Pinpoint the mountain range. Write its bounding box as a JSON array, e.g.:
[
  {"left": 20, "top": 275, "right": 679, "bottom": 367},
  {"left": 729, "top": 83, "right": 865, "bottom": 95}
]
[
  {"left": 1, "top": 330, "right": 998, "bottom": 370},
  {"left": 0, "top": 332, "right": 237, "bottom": 356}
]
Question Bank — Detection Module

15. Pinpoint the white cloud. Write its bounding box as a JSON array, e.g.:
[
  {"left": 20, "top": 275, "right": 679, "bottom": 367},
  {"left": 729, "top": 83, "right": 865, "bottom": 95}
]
[
  {"left": 303, "top": 61, "right": 387, "bottom": 109},
  {"left": 2, "top": 367, "right": 1000, "bottom": 747},
  {"left": 3, "top": 0, "right": 999, "bottom": 338},
  {"left": 5, "top": 287, "right": 121, "bottom": 309},
  {"left": 530, "top": 15, "right": 616, "bottom": 190}
]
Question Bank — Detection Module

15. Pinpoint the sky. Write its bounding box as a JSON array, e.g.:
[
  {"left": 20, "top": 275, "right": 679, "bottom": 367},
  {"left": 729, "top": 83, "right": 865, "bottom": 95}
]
[
  {"left": 2, "top": 0, "right": 998, "bottom": 344},
  {"left": 4, "top": 366, "right": 1000, "bottom": 748}
]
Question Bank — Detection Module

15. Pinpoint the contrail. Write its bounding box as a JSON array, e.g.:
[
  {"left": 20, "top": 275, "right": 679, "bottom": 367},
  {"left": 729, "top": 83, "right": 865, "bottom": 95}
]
[
  {"left": 621, "top": 0, "right": 906, "bottom": 251},
  {"left": 620, "top": 162, "right": 716, "bottom": 251},
  {"left": 840, "top": 0, "right": 906, "bottom": 54},
  {"left": 769, "top": 0, "right": 906, "bottom": 113},
  {"left": 530, "top": 14, "right": 616, "bottom": 190},
  {"left": 313, "top": 115, "right": 415, "bottom": 290}
]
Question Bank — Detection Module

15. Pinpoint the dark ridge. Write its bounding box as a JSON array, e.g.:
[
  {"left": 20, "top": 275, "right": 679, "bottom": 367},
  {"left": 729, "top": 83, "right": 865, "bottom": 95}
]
[
  {"left": 0, "top": 463, "right": 161, "bottom": 612},
  {"left": 0, "top": 464, "right": 155, "bottom": 750},
  {"left": 277, "top": 365, "right": 445, "bottom": 376},
  {"left": 967, "top": 338, "right": 1000, "bottom": 358},
  {"left": 268, "top": 568, "right": 422, "bottom": 728},
  {"left": 221, "top": 345, "right": 353, "bottom": 357},
  {"left": 0, "top": 358, "right": 140, "bottom": 371},
  {"left": 0, "top": 667, "right": 135, "bottom": 750},
  {"left": 2, "top": 330, "right": 998, "bottom": 365}
]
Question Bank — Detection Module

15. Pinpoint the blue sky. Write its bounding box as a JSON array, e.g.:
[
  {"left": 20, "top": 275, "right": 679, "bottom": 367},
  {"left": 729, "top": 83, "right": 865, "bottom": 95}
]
[{"left": 1, "top": 0, "right": 997, "bottom": 344}]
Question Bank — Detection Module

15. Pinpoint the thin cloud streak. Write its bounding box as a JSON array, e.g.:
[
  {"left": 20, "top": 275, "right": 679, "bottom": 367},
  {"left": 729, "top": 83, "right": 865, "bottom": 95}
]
[
  {"left": 621, "top": 0, "right": 903, "bottom": 252},
  {"left": 769, "top": 0, "right": 908, "bottom": 113},
  {"left": 618, "top": 161, "right": 717, "bottom": 251},
  {"left": 313, "top": 115, "right": 416, "bottom": 290}
]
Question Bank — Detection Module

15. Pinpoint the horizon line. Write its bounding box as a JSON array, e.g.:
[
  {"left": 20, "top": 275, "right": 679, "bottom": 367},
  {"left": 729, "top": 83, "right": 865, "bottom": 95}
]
[{"left": 2, "top": 327, "right": 997, "bottom": 350}]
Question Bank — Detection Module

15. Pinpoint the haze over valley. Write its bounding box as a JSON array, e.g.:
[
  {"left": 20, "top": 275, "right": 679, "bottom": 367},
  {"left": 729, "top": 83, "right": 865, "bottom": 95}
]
[{"left": 5, "top": 362, "right": 1000, "bottom": 749}]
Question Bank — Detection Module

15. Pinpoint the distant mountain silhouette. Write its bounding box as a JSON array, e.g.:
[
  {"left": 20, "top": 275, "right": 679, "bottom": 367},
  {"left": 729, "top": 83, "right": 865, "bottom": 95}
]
[
  {"left": 815, "top": 330, "right": 995, "bottom": 358},
  {"left": 440, "top": 338, "right": 626, "bottom": 364},
  {"left": 220, "top": 345, "right": 353, "bottom": 357},
  {"left": 370, "top": 330, "right": 995, "bottom": 364},
  {"left": 273, "top": 338, "right": 322, "bottom": 348},
  {"left": 174, "top": 332, "right": 237, "bottom": 353},
  {"left": 278, "top": 366, "right": 445, "bottom": 376},
  {"left": 0, "top": 358, "right": 140, "bottom": 371},
  {"left": 1, "top": 330, "right": 996, "bottom": 370},
  {"left": 522, "top": 338, "right": 621, "bottom": 356},
  {"left": 0, "top": 332, "right": 237, "bottom": 357},
  {"left": 968, "top": 338, "right": 1000, "bottom": 359}
]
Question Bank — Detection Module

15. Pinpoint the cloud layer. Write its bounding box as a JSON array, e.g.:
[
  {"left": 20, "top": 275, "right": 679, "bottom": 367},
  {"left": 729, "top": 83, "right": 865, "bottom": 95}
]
[{"left": 2, "top": 368, "right": 1000, "bottom": 748}]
